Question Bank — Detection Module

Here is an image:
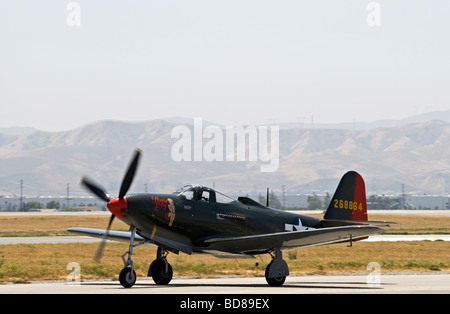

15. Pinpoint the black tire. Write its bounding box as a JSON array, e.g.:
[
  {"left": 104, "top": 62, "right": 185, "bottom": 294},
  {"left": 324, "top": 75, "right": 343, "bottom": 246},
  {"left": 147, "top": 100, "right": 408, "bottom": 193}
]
[
  {"left": 149, "top": 259, "right": 173, "bottom": 285},
  {"left": 119, "top": 267, "right": 136, "bottom": 288},
  {"left": 265, "top": 261, "right": 286, "bottom": 287}
]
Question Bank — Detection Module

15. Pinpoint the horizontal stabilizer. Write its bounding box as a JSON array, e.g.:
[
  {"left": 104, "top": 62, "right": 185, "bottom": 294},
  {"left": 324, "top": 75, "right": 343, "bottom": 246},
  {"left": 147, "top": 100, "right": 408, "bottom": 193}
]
[{"left": 320, "top": 219, "right": 396, "bottom": 227}]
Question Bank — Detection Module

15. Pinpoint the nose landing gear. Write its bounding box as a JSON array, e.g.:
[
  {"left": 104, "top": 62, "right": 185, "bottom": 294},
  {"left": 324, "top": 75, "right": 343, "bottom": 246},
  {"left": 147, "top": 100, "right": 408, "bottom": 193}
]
[
  {"left": 119, "top": 226, "right": 138, "bottom": 288},
  {"left": 117, "top": 226, "right": 174, "bottom": 288}
]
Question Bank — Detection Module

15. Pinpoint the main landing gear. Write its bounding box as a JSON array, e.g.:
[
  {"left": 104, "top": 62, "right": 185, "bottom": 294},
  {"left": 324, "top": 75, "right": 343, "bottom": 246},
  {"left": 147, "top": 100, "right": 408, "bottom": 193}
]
[
  {"left": 265, "top": 248, "right": 289, "bottom": 286},
  {"left": 118, "top": 226, "right": 173, "bottom": 288},
  {"left": 148, "top": 247, "right": 173, "bottom": 285}
]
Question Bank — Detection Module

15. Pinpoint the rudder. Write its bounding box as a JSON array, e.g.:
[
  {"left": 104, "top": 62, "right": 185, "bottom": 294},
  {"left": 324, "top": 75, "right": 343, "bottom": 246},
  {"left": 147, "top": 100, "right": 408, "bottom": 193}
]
[{"left": 324, "top": 171, "right": 368, "bottom": 221}]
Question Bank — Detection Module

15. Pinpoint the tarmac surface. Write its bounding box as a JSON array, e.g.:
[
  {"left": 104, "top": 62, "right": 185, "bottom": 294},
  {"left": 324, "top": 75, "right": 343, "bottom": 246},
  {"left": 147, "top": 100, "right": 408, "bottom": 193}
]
[
  {"left": 1, "top": 234, "right": 449, "bottom": 245},
  {"left": 1, "top": 273, "right": 449, "bottom": 294}
]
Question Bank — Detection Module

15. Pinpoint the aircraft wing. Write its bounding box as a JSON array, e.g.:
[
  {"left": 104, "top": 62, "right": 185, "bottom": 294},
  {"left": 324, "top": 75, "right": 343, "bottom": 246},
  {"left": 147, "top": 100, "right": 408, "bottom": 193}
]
[
  {"left": 68, "top": 225, "right": 382, "bottom": 256},
  {"left": 67, "top": 227, "right": 193, "bottom": 255},
  {"left": 67, "top": 228, "right": 144, "bottom": 243},
  {"left": 201, "top": 225, "right": 382, "bottom": 255}
]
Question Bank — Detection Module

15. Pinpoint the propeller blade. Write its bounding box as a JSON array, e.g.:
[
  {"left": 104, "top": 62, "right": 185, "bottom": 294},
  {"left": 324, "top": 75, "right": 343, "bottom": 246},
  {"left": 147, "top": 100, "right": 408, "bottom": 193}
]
[
  {"left": 118, "top": 148, "right": 142, "bottom": 199},
  {"left": 83, "top": 148, "right": 143, "bottom": 262},
  {"left": 94, "top": 214, "right": 115, "bottom": 262},
  {"left": 80, "top": 176, "right": 111, "bottom": 203}
]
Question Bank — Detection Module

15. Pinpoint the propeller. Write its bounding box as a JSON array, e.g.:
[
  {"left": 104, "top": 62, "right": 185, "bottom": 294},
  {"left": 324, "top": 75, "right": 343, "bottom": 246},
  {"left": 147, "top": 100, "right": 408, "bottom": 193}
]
[
  {"left": 80, "top": 148, "right": 143, "bottom": 262},
  {"left": 94, "top": 213, "right": 115, "bottom": 262},
  {"left": 80, "top": 176, "right": 111, "bottom": 203},
  {"left": 119, "top": 148, "right": 142, "bottom": 199}
]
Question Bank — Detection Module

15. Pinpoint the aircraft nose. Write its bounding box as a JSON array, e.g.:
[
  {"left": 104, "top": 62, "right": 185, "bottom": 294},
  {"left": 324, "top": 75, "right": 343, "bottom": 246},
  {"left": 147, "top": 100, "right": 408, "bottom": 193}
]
[{"left": 106, "top": 197, "right": 127, "bottom": 218}]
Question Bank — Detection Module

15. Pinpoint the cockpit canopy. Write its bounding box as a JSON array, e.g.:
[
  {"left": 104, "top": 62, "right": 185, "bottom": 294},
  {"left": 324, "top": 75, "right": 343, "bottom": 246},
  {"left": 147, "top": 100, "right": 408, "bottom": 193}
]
[{"left": 175, "top": 185, "right": 237, "bottom": 204}]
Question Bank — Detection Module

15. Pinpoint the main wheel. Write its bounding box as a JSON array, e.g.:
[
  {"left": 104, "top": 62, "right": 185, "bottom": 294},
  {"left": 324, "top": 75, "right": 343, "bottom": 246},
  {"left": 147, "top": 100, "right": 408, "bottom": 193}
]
[
  {"left": 119, "top": 267, "right": 136, "bottom": 288},
  {"left": 265, "top": 261, "right": 286, "bottom": 287},
  {"left": 149, "top": 259, "right": 173, "bottom": 285}
]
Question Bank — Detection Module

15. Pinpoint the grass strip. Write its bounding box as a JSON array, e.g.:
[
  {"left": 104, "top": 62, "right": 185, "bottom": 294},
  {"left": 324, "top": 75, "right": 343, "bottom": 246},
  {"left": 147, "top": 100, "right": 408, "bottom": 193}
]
[{"left": 0, "top": 241, "right": 449, "bottom": 282}]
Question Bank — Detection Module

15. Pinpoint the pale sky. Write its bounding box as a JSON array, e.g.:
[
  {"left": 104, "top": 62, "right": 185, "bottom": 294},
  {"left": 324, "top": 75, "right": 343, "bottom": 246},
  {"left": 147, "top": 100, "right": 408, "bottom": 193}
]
[{"left": 1, "top": 0, "right": 449, "bottom": 131}]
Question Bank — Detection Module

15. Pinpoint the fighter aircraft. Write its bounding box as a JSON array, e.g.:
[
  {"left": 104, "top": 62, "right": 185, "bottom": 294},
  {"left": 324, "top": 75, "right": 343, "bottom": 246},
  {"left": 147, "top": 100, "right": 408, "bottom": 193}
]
[{"left": 68, "top": 148, "right": 391, "bottom": 288}]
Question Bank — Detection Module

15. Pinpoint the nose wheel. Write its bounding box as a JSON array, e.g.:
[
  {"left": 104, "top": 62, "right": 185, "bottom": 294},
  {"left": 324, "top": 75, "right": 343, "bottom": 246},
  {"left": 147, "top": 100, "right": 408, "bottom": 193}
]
[
  {"left": 119, "top": 266, "right": 136, "bottom": 288},
  {"left": 117, "top": 226, "right": 174, "bottom": 288},
  {"left": 118, "top": 225, "right": 148, "bottom": 288}
]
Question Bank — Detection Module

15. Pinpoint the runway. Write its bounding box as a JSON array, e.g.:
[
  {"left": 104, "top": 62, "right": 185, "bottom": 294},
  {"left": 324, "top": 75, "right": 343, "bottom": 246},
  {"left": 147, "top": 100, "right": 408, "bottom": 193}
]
[
  {"left": 1, "top": 234, "right": 449, "bottom": 245},
  {"left": 1, "top": 273, "right": 449, "bottom": 294}
]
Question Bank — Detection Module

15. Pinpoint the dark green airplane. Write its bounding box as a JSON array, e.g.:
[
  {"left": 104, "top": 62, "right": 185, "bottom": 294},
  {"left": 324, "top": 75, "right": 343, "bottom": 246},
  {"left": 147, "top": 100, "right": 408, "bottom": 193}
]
[{"left": 69, "top": 148, "right": 392, "bottom": 288}]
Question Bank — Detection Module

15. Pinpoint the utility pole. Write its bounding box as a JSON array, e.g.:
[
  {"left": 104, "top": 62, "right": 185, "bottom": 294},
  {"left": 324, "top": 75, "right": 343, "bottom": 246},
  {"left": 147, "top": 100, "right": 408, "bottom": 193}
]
[
  {"left": 20, "top": 180, "right": 24, "bottom": 211},
  {"left": 66, "top": 183, "right": 71, "bottom": 210},
  {"left": 401, "top": 184, "right": 406, "bottom": 209},
  {"left": 282, "top": 185, "right": 286, "bottom": 208}
]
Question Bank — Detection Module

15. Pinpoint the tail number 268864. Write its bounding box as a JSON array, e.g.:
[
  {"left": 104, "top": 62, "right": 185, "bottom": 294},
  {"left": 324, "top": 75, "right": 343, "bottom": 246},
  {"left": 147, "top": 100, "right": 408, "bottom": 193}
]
[{"left": 333, "top": 199, "right": 363, "bottom": 211}]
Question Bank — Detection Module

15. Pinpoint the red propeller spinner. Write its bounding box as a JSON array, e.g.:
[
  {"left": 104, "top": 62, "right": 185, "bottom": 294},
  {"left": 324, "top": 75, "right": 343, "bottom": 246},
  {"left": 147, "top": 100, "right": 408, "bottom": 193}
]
[{"left": 107, "top": 197, "right": 127, "bottom": 218}]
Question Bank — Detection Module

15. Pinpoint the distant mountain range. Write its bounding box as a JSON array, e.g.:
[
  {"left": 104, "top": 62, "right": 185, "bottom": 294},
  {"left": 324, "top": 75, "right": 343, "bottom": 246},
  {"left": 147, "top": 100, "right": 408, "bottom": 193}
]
[
  {"left": 0, "top": 111, "right": 449, "bottom": 197},
  {"left": 0, "top": 126, "right": 38, "bottom": 136},
  {"left": 164, "top": 109, "right": 450, "bottom": 130}
]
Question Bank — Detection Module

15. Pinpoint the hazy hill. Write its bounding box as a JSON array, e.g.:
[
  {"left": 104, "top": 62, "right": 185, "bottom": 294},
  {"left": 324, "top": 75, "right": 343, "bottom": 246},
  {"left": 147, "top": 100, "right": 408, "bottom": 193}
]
[
  {"left": 275, "top": 109, "right": 450, "bottom": 130},
  {"left": 0, "top": 118, "right": 449, "bottom": 197}
]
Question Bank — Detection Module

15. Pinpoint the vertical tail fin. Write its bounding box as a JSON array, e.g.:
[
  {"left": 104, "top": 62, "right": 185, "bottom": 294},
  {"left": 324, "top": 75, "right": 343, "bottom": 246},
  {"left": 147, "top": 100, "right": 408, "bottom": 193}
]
[{"left": 324, "top": 171, "right": 368, "bottom": 221}]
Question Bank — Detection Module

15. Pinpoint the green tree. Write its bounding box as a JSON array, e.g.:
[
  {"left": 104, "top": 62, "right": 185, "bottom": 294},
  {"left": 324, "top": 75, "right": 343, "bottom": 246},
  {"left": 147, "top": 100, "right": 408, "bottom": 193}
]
[
  {"left": 258, "top": 191, "right": 282, "bottom": 208},
  {"left": 307, "top": 193, "right": 322, "bottom": 210},
  {"left": 46, "top": 201, "right": 60, "bottom": 210},
  {"left": 323, "top": 192, "right": 331, "bottom": 209},
  {"left": 24, "top": 201, "right": 43, "bottom": 211}
]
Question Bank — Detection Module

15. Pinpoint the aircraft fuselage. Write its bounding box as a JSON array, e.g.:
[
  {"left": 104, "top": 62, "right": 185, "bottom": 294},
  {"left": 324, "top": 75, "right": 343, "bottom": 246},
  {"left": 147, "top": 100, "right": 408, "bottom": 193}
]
[{"left": 121, "top": 192, "right": 321, "bottom": 253}]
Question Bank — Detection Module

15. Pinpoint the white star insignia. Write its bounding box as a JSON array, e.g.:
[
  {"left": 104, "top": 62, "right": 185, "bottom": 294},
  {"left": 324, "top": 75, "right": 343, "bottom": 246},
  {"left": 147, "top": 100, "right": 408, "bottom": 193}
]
[{"left": 285, "top": 218, "right": 314, "bottom": 231}]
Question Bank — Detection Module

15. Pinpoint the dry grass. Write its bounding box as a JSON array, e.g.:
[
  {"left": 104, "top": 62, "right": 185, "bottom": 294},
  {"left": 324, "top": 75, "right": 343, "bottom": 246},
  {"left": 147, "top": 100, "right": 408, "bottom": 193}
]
[
  {"left": 0, "top": 214, "right": 128, "bottom": 237},
  {"left": 0, "top": 241, "right": 449, "bottom": 282},
  {"left": 371, "top": 214, "right": 450, "bottom": 234}
]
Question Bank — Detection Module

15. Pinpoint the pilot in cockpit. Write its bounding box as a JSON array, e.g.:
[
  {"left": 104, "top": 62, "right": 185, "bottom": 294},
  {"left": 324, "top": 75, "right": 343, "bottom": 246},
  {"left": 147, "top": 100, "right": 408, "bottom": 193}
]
[
  {"left": 194, "top": 190, "right": 202, "bottom": 201},
  {"left": 194, "top": 190, "right": 209, "bottom": 202}
]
